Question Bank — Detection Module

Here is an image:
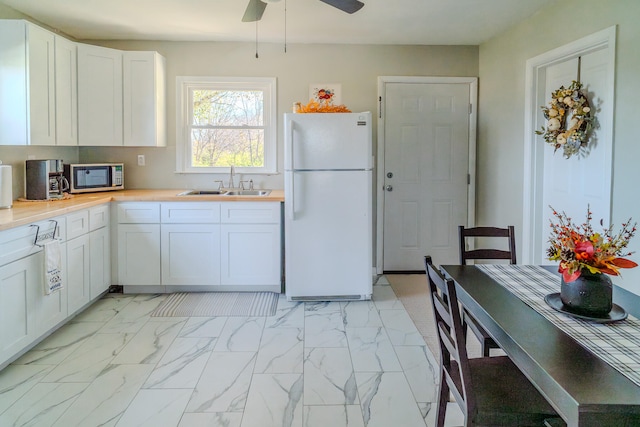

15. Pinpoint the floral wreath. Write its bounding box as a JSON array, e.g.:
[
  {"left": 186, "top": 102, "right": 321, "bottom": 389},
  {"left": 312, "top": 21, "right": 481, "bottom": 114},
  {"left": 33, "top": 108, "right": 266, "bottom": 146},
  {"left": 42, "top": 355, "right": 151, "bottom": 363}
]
[{"left": 536, "top": 80, "right": 594, "bottom": 159}]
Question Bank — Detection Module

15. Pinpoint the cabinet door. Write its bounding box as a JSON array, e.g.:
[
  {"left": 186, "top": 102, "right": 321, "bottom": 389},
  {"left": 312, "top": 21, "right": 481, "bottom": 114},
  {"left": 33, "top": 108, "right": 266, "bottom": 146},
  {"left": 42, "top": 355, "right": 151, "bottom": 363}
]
[
  {"left": 36, "top": 242, "right": 68, "bottom": 336},
  {"left": 161, "top": 224, "right": 220, "bottom": 286},
  {"left": 67, "top": 234, "right": 90, "bottom": 315},
  {"left": 55, "top": 36, "right": 78, "bottom": 146},
  {"left": 90, "top": 227, "right": 111, "bottom": 297},
  {"left": 27, "top": 23, "right": 56, "bottom": 146},
  {"left": 89, "top": 204, "right": 110, "bottom": 231},
  {"left": 0, "top": 254, "right": 38, "bottom": 366},
  {"left": 123, "top": 51, "right": 166, "bottom": 147},
  {"left": 117, "top": 203, "right": 160, "bottom": 223},
  {"left": 118, "top": 224, "right": 160, "bottom": 286},
  {"left": 220, "top": 224, "right": 281, "bottom": 286},
  {"left": 161, "top": 202, "right": 220, "bottom": 223},
  {"left": 66, "top": 209, "right": 89, "bottom": 240},
  {"left": 220, "top": 202, "right": 281, "bottom": 224},
  {"left": 77, "top": 43, "right": 123, "bottom": 146},
  {"left": 0, "top": 20, "right": 29, "bottom": 145}
]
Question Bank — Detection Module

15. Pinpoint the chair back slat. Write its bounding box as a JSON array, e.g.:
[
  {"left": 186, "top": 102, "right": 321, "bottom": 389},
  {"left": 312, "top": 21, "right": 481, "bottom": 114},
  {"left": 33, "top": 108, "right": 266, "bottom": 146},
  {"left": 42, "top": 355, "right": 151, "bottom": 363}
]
[
  {"left": 437, "top": 321, "right": 459, "bottom": 360},
  {"left": 432, "top": 292, "right": 451, "bottom": 327},
  {"left": 459, "top": 225, "right": 516, "bottom": 265}
]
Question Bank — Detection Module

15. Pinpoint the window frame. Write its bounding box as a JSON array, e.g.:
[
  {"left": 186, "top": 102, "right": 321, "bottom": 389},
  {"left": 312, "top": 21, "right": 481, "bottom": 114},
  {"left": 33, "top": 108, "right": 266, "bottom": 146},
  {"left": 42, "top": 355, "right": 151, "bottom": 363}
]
[{"left": 176, "top": 76, "right": 277, "bottom": 174}]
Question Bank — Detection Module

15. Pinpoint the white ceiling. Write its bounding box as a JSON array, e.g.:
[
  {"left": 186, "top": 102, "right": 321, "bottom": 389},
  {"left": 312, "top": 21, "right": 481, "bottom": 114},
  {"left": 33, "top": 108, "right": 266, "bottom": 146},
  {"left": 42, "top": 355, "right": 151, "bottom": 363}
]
[{"left": 0, "top": 0, "right": 557, "bottom": 45}]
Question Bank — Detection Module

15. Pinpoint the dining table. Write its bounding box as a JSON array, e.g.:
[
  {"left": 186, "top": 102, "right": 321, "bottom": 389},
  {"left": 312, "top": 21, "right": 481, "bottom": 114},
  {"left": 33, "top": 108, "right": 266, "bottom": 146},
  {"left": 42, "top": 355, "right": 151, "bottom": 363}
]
[{"left": 441, "top": 264, "right": 640, "bottom": 427}]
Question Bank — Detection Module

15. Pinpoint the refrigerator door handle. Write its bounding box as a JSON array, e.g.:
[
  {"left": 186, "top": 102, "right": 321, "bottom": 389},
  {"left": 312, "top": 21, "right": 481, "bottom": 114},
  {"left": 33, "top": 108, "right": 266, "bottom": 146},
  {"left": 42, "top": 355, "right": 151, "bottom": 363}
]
[
  {"left": 285, "top": 118, "right": 294, "bottom": 171},
  {"left": 286, "top": 172, "right": 295, "bottom": 220},
  {"left": 285, "top": 118, "right": 295, "bottom": 220}
]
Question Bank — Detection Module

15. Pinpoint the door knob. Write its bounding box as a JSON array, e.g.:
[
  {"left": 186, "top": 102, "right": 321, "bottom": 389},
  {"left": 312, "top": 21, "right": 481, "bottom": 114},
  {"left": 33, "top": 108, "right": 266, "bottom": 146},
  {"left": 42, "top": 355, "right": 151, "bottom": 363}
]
[{"left": 385, "top": 185, "right": 393, "bottom": 191}]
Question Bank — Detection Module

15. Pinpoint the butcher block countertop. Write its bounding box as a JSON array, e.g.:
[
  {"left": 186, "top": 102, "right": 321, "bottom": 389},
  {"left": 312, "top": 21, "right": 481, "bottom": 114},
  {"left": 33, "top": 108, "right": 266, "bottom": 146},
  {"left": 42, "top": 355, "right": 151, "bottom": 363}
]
[{"left": 0, "top": 189, "right": 285, "bottom": 231}]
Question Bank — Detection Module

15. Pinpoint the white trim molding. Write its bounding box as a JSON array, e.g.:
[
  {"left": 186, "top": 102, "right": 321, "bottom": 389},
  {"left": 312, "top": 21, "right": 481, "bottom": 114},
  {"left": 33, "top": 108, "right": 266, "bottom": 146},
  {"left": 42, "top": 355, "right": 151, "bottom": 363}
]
[
  {"left": 175, "top": 76, "right": 277, "bottom": 174},
  {"left": 376, "top": 76, "right": 478, "bottom": 274},
  {"left": 522, "top": 26, "right": 616, "bottom": 264}
]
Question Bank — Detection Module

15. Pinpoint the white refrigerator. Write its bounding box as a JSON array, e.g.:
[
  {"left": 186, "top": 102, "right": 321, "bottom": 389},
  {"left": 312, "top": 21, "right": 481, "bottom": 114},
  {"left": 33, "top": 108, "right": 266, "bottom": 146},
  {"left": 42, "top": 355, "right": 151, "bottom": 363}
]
[{"left": 284, "top": 112, "right": 373, "bottom": 301}]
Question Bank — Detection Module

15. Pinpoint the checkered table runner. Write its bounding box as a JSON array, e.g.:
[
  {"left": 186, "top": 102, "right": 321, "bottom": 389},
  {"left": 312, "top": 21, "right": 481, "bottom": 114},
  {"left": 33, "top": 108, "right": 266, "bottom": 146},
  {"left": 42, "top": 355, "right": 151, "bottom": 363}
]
[{"left": 476, "top": 264, "right": 640, "bottom": 387}]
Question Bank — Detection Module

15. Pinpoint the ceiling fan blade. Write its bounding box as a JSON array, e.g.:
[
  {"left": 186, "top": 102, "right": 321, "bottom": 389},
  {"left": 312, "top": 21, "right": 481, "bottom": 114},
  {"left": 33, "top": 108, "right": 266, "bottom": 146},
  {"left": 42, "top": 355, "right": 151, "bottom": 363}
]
[
  {"left": 242, "top": 0, "right": 268, "bottom": 22},
  {"left": 318, "top": 0, "right": 364, "bottom": 14}
]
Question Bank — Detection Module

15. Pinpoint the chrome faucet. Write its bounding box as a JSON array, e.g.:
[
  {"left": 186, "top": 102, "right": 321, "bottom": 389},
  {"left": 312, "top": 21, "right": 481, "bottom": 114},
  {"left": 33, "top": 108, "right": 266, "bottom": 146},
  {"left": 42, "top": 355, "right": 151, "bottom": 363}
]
[
  {"left": 228, "top": 165, "right": 235, "bottom": 189},
  {"left": 239, "top": 179, "right": 254, "bottom": 190}
]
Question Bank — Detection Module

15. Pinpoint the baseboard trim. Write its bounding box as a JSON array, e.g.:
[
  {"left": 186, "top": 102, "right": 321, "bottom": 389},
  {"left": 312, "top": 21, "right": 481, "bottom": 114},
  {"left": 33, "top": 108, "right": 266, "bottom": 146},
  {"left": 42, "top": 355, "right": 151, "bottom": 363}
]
[{"left": 383, "top": 270, "right": 425, "bottom": 275}]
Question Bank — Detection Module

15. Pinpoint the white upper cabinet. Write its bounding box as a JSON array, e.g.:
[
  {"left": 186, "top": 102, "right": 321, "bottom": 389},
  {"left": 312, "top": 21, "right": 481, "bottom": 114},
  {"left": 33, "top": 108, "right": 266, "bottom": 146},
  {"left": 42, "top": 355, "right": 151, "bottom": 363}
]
[
  {"left": 0, "top": 20, "right": 55, "bottom": 146},
  {"left": 77, "top": 43, "right": 123, "bottom": 146},
  {"left": 123, "top": 51, "right": 167, "bottom": 147},
  {"left": 1, "top": 20, "right": 165, "bottom": 147},
  {"left": 54, "top": 36, "right": 78, "bottom": 146},
  {"left": 28, "top": 24, "right": 56, "bottom": 146}
]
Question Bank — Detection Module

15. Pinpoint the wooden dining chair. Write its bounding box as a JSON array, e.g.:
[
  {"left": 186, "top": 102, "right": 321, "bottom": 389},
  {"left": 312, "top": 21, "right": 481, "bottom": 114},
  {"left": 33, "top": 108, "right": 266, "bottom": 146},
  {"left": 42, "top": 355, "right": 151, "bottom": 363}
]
[
  {"left": 459, "top": 225, "right": 516, "bottom": 265},
  {"left": 424, "top": 255, "right": 561, "bottom": 427},
  {"left": 459, "top": 225, "right": 516, "bottom": 356}
]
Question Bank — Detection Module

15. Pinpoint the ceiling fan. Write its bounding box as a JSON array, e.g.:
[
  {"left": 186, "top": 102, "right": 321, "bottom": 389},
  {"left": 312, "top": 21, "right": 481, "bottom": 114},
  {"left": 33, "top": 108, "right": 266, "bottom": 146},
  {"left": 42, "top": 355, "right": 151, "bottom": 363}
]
[{"left": 242, "top": 0, "right": 365, "bottom": 22}]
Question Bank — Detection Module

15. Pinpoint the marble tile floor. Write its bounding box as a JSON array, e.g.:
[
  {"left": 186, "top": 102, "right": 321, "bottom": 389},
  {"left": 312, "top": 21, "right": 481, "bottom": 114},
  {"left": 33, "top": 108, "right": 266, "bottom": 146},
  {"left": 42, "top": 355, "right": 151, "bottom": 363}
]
[{"left": 0, "top": 277, "right": 465, "bottom": 427}]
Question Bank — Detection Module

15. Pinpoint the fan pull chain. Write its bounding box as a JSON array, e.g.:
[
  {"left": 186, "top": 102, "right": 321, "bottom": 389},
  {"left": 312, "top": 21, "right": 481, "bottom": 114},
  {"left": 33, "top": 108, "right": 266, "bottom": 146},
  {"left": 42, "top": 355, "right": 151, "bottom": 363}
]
[
  {"left": 284, "top": 0, "right": 287, "bottom": 53},
  {"left": 255, "top": 20, "right": 259, "bottom": 58}
]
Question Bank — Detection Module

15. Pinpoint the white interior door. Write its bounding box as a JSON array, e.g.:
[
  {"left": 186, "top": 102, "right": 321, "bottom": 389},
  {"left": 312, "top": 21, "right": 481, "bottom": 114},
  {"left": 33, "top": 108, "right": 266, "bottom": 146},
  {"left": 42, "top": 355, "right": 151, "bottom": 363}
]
[
  {"left": 538, "top": 48, "right": 613, "bottom": 262},
  {"left": 523, "top": 27, "right": 615, "bottom": 264},
  {"left": 381, "top": 81, "right": 473, "bottom": 270}
]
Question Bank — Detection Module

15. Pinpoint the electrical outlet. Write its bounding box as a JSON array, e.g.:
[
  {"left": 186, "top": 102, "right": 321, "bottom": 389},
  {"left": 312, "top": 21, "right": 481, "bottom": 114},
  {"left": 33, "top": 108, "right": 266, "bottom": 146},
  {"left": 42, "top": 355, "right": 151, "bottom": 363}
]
[{"left": 137, "top": 155, "right": 145, "bottom": 166}]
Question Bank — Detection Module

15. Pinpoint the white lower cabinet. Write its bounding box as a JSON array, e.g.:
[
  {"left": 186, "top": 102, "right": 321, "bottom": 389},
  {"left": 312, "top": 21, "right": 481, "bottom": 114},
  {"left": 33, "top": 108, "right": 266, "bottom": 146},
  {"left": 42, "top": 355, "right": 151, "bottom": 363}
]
[
  {"left": 36, "top": 244, "right": 68, "bottom": 335},
  {"left": 0, "top": 253, "right": 38, "bottom": 365},
  {"left": 117, "top": 201, "right": 282, "bottom": 292},
  {"left": 118, "top": 224, "right": 161, "bottom": 286},
  {"left": 66, "top": 204, "right": 110, "bottom": 314},
  {"left": 0, "top": 206, "right": 111, "bottom": 369},
  {"left": 89, "top": 226, "right": 111, "bottom": 297},
  {"left": 161, "top": 224, "right": 220, "bottom": 286},
  {"left": 220, "top": 203, "right": 281, "bottom": 290},
  {"left": 66, "top": 233, "right": 90, "bottom": 315},
  {"left": 0, "top": 219, "right": 61, "bottom": 368},
  {"left": 220, "top": 224, "right": 281, "bottom": 286}
]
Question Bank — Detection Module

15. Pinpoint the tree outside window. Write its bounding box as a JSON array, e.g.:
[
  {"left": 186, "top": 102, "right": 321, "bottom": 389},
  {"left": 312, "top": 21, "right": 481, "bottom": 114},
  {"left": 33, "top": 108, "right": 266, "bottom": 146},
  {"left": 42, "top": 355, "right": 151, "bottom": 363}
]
[{"left": 177, "top": 77, "right": 276, "bottom": 174}]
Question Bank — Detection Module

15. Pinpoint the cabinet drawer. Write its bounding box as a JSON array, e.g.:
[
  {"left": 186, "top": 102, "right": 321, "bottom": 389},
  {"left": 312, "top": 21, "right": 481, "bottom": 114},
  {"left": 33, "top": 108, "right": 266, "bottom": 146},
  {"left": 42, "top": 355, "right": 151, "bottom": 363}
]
[
  {"left": 220, "top": 202, "right": 281, "bottom": 224},
  {"left": 66, "top": 209, "right": 89, "bottom": 240},
  {"left": 161, "top": 202, "right": 221, "bottom": 224},
  {"left": 89, "top": 204, "right": 110, "bottom": 231},
  {"left": 0, "top": 221, "right": 47, "bottom": 266},
  {"left": 117, "top": 202, "right": 160, "bottom": 223}
]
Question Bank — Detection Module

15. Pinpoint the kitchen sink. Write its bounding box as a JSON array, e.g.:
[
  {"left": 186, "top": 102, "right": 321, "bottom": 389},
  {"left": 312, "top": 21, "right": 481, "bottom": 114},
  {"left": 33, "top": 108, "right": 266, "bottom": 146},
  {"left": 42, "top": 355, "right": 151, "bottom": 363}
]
[
  {"left": 177, "top": 189, "right": 272, "bottom": 196},
  {"left": 224, "top": 190, "right": 272, "bottom": 196},
  {"left": 177, "top": 190, "right": 227, "bottom": 196}
]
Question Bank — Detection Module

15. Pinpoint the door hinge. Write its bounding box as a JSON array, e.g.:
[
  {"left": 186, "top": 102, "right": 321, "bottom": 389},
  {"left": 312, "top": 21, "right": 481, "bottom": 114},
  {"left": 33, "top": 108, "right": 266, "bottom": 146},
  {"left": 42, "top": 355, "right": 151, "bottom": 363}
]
[
  {"left": 468, "top": 174, "right": 471, "bottom": 185},
  {"left": 469, "top": 103, "right": 473, "bottom": 115},
  {"left": 379, "top": 96, "right": 382, "bottom": 118}
]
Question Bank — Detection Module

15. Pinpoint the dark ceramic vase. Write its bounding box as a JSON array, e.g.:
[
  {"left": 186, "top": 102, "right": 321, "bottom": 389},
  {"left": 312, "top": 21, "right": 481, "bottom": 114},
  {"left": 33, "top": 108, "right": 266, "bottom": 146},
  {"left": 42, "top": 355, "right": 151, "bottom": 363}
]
[{"left": 560, "top": 271, "right": 613, "bottom": 316}]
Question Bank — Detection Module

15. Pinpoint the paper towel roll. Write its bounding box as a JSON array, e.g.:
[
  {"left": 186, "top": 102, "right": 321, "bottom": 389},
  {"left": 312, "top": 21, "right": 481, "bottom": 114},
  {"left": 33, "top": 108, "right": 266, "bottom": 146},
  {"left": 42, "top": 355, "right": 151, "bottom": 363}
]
[{"left": 0, "top": 165, "right": 13, "bottom": 209}]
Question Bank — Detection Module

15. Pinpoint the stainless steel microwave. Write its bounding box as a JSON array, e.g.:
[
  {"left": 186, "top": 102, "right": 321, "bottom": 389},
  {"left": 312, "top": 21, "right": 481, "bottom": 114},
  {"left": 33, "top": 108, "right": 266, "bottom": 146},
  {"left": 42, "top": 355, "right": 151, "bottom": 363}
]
[{"left": 64, "top": 163, "right": 124, "bottom": 193}]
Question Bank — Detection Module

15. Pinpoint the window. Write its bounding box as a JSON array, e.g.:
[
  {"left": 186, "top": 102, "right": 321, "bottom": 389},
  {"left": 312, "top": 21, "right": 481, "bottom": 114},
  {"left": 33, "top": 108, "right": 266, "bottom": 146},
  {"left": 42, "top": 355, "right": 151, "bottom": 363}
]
[{"left": 176, "top": 76, "right": 277, "bottom": 173}]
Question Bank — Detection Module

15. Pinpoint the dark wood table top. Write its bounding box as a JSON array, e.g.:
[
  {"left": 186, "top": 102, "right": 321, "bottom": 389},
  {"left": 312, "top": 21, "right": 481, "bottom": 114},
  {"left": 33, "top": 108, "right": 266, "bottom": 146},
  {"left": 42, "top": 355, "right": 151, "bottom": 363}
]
[{"left": 441, "top": 264, "right": 640, "bottom": 427}]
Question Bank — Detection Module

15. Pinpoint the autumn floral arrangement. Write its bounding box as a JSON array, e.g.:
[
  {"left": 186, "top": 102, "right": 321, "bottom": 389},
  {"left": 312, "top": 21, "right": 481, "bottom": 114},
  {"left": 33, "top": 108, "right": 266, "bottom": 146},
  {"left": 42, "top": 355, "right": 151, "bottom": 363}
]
[
  {"left": 294, "top": 100, "right": 351, "bottom": 113},
  {"left": 536, "top": 80, "right": 594, "bottom": 159},
  {"left": 547, "top": 206, "right": 637, "bottom": 283}
]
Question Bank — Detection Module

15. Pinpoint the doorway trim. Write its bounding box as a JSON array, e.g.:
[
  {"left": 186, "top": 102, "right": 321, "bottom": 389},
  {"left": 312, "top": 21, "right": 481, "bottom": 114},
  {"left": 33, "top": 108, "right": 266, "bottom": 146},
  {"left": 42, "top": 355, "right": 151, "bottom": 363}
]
[
  {"left": 522, "top": 26, "right": 616, "bottom": 264},
  {"left": 376, "top": 76, "right": 478, "bottom": 274}
]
